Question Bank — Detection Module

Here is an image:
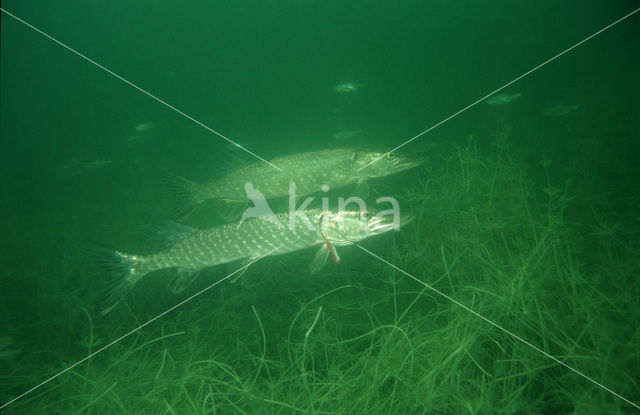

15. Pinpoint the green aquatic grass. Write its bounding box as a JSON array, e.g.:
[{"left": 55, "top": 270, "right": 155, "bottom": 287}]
[{"left": 2, "top": 132, "right": 639, "bottom": 414}]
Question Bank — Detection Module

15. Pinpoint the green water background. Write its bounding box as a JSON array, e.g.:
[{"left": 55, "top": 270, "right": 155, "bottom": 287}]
[{"left": 1, "top": 1, "right": 638, "bottom": 413}]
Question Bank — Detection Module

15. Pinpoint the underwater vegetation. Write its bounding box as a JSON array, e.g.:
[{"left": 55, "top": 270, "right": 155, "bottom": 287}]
[{"left": 1, "top": 129, "right": 638, "bottom": 414}]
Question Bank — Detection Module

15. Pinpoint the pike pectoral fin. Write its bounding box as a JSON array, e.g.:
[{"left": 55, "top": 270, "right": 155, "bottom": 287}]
[
  {"left": 328, "top": 242, "right": 341, "bottom": 264},
  {"left": 311, "top": 238, "right": 342, "bottom": 274},
  {"left": 310, "top": 245, "right": 329, "bottom": 274},
  {"left": 353, "top": 179, "right": 370, "bottom": 198},
  {"left": 167, "top": 269, "right": 201, "bottom": 294}
]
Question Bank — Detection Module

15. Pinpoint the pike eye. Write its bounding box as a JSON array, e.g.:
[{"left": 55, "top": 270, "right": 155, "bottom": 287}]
[
  {"left": 359, "top": 210, "right": 371, "bottom": 221},
  {"left": 386, "top": 152, "right": 396, "bottom": 160}
]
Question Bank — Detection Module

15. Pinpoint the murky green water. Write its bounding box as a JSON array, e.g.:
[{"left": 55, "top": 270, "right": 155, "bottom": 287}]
[{"left": 1, "top": 1, "right": 638, "bottom": 413}]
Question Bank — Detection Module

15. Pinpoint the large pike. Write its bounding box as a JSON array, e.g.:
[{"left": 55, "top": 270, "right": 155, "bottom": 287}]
[
  {"left": 163, "top": 148, "right": 423, "bottom": 213},
  {"left": 92, "top": 209, "right": 410, "bottom": 313}
]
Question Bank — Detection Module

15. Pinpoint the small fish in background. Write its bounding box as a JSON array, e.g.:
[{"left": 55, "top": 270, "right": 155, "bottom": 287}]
[
  {"left": 333, "top": 129, "right": 363, "bottom": 140},
  {"left": 542, "top": 104, "right": 579, "bottom": 116},
  {"left": 134, "top": 122, "right": 154, "bottom": 132},
  {"left": 82, "top": 160, "right": 112, "bottom": 169},
  {"left": 58, "top": 159, "right": 112, "bottom": 176},
  {"left": 335, "top": 82, "right": 364, "bottom": 93},
  {"left": 486, "top": 93, "right": 522, "bottom": 105}
]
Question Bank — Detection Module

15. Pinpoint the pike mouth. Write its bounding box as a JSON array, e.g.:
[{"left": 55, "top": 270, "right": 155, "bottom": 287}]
[
  {"left": 393, "top": 153, "right": 427, "bottom": 170},
  {"left": 368, "top": 213, "right": 414, "bottom": 233},
  {"left": 396, "top": 153, "right": 426, "bottom": 170}
]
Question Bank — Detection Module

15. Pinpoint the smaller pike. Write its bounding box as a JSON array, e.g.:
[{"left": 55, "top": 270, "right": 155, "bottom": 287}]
[
  {"left": 163, "top": 148, "right": 423, "bottom": 214},
  {"left": 92, "top": 209, "right": 411, "bottom": 314}
]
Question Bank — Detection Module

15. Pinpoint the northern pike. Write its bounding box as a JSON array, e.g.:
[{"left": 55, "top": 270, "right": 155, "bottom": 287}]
[
  {"left": 93, "top": 208, "right": 410, "bottom": 314},
  {"left": 486, "top": 93, "right": 521, "bottom": 105},
  {"left": 163, "top": 148, "right": 424, "bottom": 213},
  {"left": 542, "top": 104, "right": 578, "bottom": 116},
  {"left": 333, "top": 129, "right": 363, "bottom": 140},
  {"left": 134, "top": 122, "right": 154, "bottom": 132},
  {"left": 335, "top": 82, "right": 364, "bottom": 93}
]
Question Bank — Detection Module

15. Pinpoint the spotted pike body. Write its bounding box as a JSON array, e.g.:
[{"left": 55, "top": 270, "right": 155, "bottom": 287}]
[{"left": 142, "top": 215, "right": 319, "bottom": 274}]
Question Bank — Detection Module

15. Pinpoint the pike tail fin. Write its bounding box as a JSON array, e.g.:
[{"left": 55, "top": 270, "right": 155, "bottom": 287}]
[
  {"left": 88, "top": 245, "right": 148, "bottom": 314},
  {"left": 162, "top": 170, "right": 205, "bottom": 219}
]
